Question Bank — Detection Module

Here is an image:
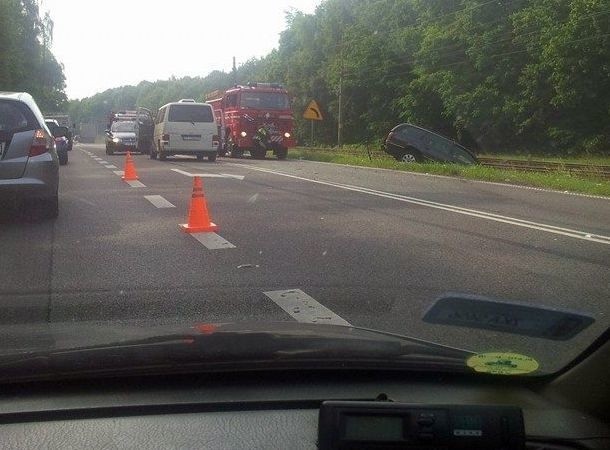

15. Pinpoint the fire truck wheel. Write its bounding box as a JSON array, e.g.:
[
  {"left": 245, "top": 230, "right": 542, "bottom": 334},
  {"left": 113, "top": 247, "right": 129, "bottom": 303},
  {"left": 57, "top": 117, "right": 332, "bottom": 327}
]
[
  {"left": 251, "top": 148, "right": 266, "bottom": 159},
  {"left": 276, "top": 147, "right": 288, "bottom": 160}
]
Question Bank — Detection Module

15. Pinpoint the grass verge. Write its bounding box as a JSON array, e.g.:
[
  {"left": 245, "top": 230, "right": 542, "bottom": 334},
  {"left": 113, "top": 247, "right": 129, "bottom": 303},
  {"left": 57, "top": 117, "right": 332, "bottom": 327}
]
[{"left": 288, "top": 149, "right": 610, "bottom": 197}]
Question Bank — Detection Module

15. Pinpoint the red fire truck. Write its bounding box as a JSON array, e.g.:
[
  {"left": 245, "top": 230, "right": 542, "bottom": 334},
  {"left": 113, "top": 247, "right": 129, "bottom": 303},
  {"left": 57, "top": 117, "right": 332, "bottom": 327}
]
[{"left": 206, "top": 83, "right": 295, "bottom": 159}]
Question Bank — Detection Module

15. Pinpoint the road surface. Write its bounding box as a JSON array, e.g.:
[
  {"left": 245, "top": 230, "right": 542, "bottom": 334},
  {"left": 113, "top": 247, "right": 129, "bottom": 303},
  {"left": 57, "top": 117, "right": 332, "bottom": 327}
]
[{"left": 1, "top": 143, "right": 609, "bottom": 372}]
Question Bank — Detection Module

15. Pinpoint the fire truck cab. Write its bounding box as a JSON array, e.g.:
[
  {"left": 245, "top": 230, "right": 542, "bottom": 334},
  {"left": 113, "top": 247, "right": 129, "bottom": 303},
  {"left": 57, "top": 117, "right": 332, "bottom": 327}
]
[{"left": 207, "top": 83, "right": 295, "bottom": 160}]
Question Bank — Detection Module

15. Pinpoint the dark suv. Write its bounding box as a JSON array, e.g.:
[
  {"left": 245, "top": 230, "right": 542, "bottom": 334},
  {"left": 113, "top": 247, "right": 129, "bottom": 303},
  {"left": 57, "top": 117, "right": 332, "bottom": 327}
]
[{"left": 384, "top": 123, "right": 477, "bottom": 165}]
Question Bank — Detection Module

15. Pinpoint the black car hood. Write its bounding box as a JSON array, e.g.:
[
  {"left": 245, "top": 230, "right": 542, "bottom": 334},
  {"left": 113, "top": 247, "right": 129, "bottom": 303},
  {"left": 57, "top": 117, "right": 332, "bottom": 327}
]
[{"left": 0, "top": 321, "right": 473, "bottom": 382}]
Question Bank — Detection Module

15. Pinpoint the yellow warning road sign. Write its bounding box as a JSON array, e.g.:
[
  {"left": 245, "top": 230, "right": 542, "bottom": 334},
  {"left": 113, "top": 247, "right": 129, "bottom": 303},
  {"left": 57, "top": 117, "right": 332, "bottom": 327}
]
[{"left": 303, "top": 100, "right": 323, "bottom": 121}]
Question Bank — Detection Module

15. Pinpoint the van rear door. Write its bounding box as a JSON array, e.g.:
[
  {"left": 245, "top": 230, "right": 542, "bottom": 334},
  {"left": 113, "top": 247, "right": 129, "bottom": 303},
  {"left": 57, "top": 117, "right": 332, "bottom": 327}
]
[{"left": 166, "top": 104, "right": 215, "bottom": 151}]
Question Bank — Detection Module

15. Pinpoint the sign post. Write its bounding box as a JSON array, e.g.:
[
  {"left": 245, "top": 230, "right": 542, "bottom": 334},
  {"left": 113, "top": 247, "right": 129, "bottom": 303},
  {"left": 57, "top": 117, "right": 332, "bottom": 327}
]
[{"left": 303, "top": 100, "right": 323, "bottom": 147}]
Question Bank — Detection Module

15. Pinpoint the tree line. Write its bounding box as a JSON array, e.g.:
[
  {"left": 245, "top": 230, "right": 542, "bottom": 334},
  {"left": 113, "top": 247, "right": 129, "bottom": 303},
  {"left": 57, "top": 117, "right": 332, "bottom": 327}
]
[
  {"left": 69, "top": 0, "right": 610, "bottom": 155},
  {"left": 0, "top": 0, "right": 67, "bottom": 111}
]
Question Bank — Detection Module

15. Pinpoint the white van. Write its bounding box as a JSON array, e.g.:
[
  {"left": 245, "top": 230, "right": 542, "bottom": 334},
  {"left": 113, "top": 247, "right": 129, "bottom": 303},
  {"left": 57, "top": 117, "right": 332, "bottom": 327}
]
[{"left": 151, "top": 100, "right": 218, "bottom": 161}]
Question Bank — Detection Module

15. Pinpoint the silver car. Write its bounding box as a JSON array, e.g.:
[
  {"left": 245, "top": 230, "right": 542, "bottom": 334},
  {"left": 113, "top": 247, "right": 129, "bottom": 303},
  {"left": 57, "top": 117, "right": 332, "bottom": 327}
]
[{"left": 0, "top": 92, "right": 59, "bottom": 218}]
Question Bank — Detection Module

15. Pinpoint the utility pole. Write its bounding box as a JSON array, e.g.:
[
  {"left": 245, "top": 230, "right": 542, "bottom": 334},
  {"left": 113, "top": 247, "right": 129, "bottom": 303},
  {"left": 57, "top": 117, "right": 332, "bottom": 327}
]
[
  {"left": 232, "top": 57, "right": 237, "bottom": 85},
  {"left": 337, "top": 37, "right": 344, "bottom": 147}
]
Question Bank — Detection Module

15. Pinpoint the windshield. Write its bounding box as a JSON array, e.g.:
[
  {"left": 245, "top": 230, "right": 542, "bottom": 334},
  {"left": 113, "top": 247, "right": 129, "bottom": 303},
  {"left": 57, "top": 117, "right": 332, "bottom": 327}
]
[
  {"left": 0, "top": 0, "right": 608, "bottom": 382},
  {"left": 240, "top": 92, "right": 290, "bottom": 110},
  {"left": 111, "top": 121, "right": 135, "bottom": 132}
]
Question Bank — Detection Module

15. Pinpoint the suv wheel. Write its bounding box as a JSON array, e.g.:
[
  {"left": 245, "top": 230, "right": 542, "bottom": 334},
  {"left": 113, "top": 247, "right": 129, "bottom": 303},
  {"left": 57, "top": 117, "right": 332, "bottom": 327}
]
[{"left": 399, "top": 150, "right": 419, "bottom": 163}]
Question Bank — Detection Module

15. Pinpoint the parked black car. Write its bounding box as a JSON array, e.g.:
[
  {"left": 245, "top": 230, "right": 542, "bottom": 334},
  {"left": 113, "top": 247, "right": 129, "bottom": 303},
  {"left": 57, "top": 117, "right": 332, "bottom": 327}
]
[
  {"left": 51, "top": 126, "right": 69, "bottom": 165},
  {"left": 384, "top": 124, "right": 477, "bottom": 165}
]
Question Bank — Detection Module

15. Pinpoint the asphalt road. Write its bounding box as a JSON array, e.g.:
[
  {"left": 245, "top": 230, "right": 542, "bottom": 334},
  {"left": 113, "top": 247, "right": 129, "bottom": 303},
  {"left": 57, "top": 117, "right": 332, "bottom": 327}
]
[{"left": 1, "top": 143, "right": 609, "bottom": 372}]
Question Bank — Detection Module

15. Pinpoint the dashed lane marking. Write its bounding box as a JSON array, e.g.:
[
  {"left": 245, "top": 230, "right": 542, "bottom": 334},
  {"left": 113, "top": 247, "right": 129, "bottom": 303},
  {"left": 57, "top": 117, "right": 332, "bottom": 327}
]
[
  {"left": 104, "top": 164, "right": 118, "bottom": 169},
  {"left": 190, "top": 232, "right": 236, "bottom": 249},
  {"left": 98, "top": 160, "right": 109, "bottom": 165},
  {"left": 233, "top": 165, "right": 610, "bottom": 246},
  {"left": 125, "top": 180, "right": 146, "bottom": 188},
  {"left": 171, "top": 168, "right": 245, "bottom": 180},
  {"left": 264, "top": 289, "right": 351, "bottom": 326},
  {"left": 144, "top": 195, "right": 175, "bottom": 208},
  {"left": 113, "top": 170, "right": 124, "bottom": 177}
]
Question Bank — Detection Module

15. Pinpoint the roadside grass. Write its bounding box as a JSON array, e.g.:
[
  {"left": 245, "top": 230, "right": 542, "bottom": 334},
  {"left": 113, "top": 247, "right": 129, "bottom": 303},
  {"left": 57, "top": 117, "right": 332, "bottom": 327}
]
[{"left": 288, "top": 148, "right": 610, "bottom": 197}]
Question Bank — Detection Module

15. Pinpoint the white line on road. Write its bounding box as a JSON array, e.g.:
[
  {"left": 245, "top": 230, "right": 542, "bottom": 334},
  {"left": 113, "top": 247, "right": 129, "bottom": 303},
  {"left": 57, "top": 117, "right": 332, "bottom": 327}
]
[
  {"left": 113, "top": 170, "right": 125, "bottom": 177},
  {"left": 234, "top": 164, "right": 610, "bottom": 246},
  {"left": 264, "top": 289, "right": 351, "bottom": 326},
  {"left": 125, "top": 180, "right": 146, "bottom": 188},
  {"left": 144, "top": 195, "right": 175, "bottom": 208},
  {"left": 171, "top": 168, "right": 244, "bottom": 180},
  {"left": 104, "top": 164, "right": 118, "bottom": 169},
  {"left": 190, "top": 232, "right": 236, "bottom": 249},
  {"left": 98, "top": 160, "right": 109, "bottom": 165}
]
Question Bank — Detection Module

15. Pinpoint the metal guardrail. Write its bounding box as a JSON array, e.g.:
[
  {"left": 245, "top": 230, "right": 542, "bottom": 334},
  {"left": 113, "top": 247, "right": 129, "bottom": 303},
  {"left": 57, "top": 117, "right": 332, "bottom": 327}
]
[
  {"left": 294, "top": 147, "right": 610, "bottom": 180},
  {"left": 477, "top": 157, "right": 610, "bottom": 179}
]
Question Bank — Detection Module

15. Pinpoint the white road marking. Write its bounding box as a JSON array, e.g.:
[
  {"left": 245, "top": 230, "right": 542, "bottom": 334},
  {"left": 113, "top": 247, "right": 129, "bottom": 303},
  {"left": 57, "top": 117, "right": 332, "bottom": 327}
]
[
  {"left": 144, "top": 195, "right": 175, "bottom": 208},
  {"left": 104, "top": 164, "right": 118, "bottom": 169},
  {"left": 233, "top": 164, "right": 610, "bottom": 246},
  {"left": 190, "top": 232, "right": 236, "bottom": 249},
  {"left": 113, "top": 170, "right": 125, "bottom": 177},
  {"left": 220, "top": 173, "right": 245, "bottom": 180},
  {"left": 125, "top": 180, "right": 146, "bottom": 188},
  {"left": 264, "top": 289, "right": 351, "bottom": 326},
  {"left": 98, "top": 160, "right": 109, "bottom": 165},
  {"left": 171, "top": 168, "right": 244, "bottom": 180}
]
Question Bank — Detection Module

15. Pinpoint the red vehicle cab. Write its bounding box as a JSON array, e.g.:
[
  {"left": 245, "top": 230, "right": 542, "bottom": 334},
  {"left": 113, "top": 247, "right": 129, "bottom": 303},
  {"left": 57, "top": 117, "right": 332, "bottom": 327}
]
[{"left": 206, "top": 83, "right": 295, "bottom": 159}]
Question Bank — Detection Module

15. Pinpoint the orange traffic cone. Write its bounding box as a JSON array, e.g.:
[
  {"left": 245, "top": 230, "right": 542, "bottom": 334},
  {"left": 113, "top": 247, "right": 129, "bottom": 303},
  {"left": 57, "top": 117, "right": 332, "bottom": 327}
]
[
  {"left": 180, "top": 176, "right": 218, "bottom": 233},
  {"left": 122, "top": 151, "right": 139, "bottom": 181}
]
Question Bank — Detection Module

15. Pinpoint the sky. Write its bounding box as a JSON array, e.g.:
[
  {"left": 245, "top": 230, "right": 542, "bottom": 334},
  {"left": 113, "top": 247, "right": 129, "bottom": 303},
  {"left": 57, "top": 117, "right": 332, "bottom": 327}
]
[{"left": 41, "top": 0, "right": 321, "bottom": 100}]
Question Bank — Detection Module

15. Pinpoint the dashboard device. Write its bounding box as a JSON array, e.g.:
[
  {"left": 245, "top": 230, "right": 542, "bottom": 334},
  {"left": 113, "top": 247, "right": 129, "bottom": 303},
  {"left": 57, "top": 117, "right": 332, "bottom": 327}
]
[{"left": 318, "top": 401, "right": 524, "bottom": 449}]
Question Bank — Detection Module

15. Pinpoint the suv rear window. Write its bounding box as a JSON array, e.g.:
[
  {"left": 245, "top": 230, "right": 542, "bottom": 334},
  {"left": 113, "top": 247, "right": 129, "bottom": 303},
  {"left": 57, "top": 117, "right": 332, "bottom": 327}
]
[
  {"left": 0, "top": 101, "right": 37, "bottom": 134},
  {"left": 167, "top": 104, "right": 214, "bottom": 123}
]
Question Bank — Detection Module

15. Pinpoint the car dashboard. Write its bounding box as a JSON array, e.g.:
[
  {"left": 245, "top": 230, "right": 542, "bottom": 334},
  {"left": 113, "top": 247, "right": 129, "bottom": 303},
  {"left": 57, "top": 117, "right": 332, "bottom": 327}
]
[{"left": 0, "top": 370, "right": 607, "bottom": 450}]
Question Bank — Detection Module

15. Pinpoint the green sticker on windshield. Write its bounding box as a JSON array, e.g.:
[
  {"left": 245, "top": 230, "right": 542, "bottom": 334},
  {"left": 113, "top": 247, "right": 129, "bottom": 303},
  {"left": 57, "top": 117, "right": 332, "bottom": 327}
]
[{"left": 467, "top": 352, "right": 539, "bottom": 375}]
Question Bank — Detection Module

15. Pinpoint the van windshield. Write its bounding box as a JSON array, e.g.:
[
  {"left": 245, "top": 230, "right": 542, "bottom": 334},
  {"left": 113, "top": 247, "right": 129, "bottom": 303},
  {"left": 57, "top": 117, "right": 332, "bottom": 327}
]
[{"left": 168, "top": 105, "right": 214, "bottom": 123}]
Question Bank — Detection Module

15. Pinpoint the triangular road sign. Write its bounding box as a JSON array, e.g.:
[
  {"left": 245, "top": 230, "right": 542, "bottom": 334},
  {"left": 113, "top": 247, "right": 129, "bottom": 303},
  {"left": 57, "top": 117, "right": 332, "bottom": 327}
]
[{"left": 303, "top": 100, "right": 323, "bottom": 121}]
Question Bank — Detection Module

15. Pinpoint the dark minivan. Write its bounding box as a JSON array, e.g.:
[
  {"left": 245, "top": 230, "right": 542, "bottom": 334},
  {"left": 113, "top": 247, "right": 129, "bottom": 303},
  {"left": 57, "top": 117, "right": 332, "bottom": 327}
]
[{"left": 384, "top": 123, "right": 477, "bottom": 165}]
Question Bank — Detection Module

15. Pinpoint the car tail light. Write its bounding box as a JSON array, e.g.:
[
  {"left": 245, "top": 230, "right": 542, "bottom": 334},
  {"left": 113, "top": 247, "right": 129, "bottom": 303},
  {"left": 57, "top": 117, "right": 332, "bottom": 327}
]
[
  {"left": 162, "top": 133, "right": 170, "bottom": 141},
  {"left": 29, "top": 129, "right": 52, "bottom": 157}
]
